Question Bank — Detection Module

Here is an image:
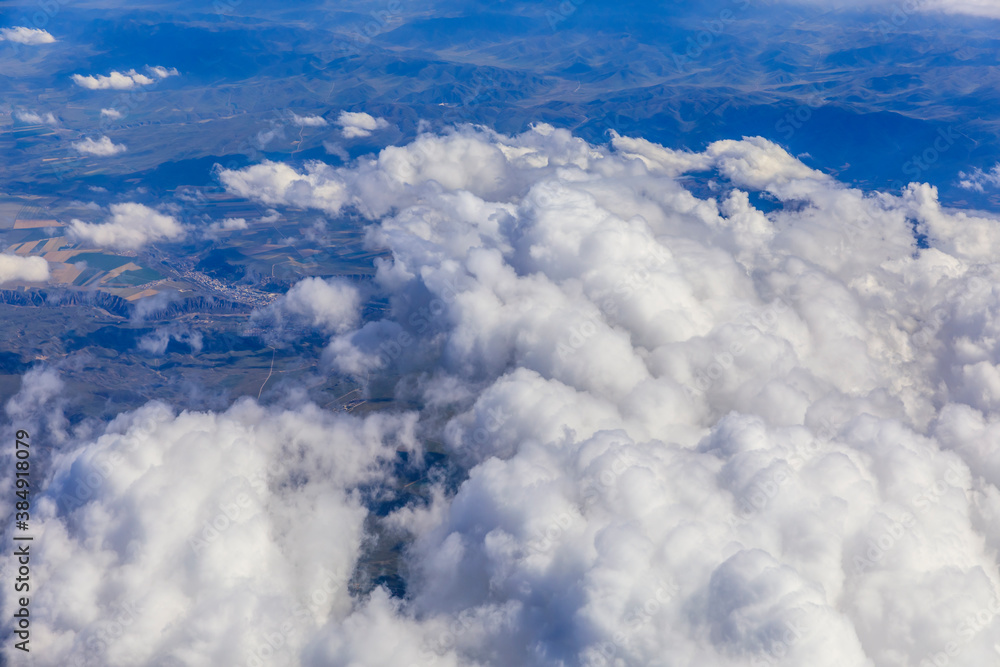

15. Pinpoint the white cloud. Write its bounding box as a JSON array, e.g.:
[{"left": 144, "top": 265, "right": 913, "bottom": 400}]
[
  {"left": 71, "top": 66, "right": 178, "bottom": 90},
  {"left": 291, "top": 112, "right": 328, "bottom": 127},
  {"left": 5, "top": 367, "right": 63, "bottom": 416},
  {"left": 958, "top": 163, "right": 1000, "bottom": 192},
  {"left": 944, "top": 0, "right": 1000, "bottom": 18},
  {"left": 72, "top": 71, "right": 153, "bottom": 90},
  {"left": 782, "top": 0, "right": 1000, "bottom": 18},
  {"left": 1, "top": 397, "right": 418, "bottom": 667},
  {"left": 234, "top": 125, "right": 1000, "bottom": 666},
  {"left": 146, "top": 65, "right": 179, "bottom": 79},
  {"left": 100, "top": 108, "right": 124, "bottom": 120},
  {"left": 4, "top": 366, "right": 67, "bottom": 444},
  {"left": 0, "top": 26, "right": 55, "bottom": 44},
  {"left": 131, "top": 290, "right": 183, "bottom": 322},
  {"left": 0, "top": 254, "right": 49, "bottom": 284},
  {"left": 914, "top": 0, "right": 1000, "bottom": 18},
  {"left": 138, "top": 324, "right": 204, "bottom": 355},
  {"left": 323, "top": 140, "right": 350, "bottom": 162},
  {"left": 14, "top": 126, "right": 1000, "bottom": 667},
  {"left": 212, "top": 216, "right": 248, "bottom": 231},
  {"left": 216, "top": 160, "right": 350, "bottom": 214},
  {"left": 68, "top": 202, "right": 187, "bottom": 249},
  {"left": 336, "top": 110, "right": 390, "bottom": 138},
  {"left": 72, "top": 135, "right": 127, "bottom": 156},
  {"left": 252, "top": 277, "right": 362, "bottom": 335},
  {"left": 13, "top": 110, "right": 57, "bottom": 125},
  {"left": 203, "top": 216, "right": 249, "bottom": 239}
]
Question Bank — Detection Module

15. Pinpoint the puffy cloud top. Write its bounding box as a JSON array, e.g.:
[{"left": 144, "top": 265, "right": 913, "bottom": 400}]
[
  {"left": 68, "top": 203, "right": 186, "bottom": 249},
  {"left": 9, "top": 125, "right": 1000, "bottom": 667},
  {"left": 2, "top": 398, "right": 418, "bottom": 666}
]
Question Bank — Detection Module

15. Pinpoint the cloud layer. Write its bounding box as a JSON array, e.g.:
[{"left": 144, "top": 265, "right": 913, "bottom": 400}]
[
  {"left": 7, "top": 125, "right": 1000, "bottom": 666},
  {"left": 959, "top": 164, "right": 1000, "bottom": 192},
  {"left": 784, "top": 0, "right": 1000, "bottom": 19},
  {"left": 1, "top": 396, "right": 417, "bottom": 667}
]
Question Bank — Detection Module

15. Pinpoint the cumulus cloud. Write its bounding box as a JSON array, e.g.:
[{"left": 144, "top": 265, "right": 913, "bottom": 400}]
[
  {"left": 0, "top": 254, "right": 49, "bottom": 284},
  {"left": 0, "top": 26, "right": 55, "bottom": 44},
  {"left": 68, "top": 203, "right": 186, "bottom": 249},
  {"left": 100, "top": 108, "right": 124, "bottom": 120},
  {"left": 204, "top": 217, "right": 249, "bottom": 237},
  {"left": 72, "top": 135, "right": 127, "bottom": 156},
  {"left": 252, "top": 277, "right": 362, "bottom": 336},
  {"left": 0, "top": 398, "right": 418, "bottom": 666},
  {"left": 13, "top": 110, "right": 57, "bottom": 125},
  {"left": 12, "top": 126, "right": 1000, "bottom": 666},
  {"left": 71, "top": 66, "right": 178, "bottom": 90},
  {"left": 291, "top": 112, "right": 328, "bottom": 127},
  {"left": 237, "top": 125, "right": 1000, "bottom": 666},
  {"left": 216, "top": 160, "right": 351, "bottom": 214},
  {"left": 336, "top": 110, "right": 390, "bottom": 138}
]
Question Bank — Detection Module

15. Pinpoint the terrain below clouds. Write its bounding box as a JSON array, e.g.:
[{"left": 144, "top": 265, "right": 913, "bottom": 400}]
[{"left": 4, "top": 0, "right": 1000, "bottom": 211}]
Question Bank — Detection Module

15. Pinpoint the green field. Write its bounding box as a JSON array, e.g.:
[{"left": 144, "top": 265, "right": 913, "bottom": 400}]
[
  {"left": 72, "top": 253, "right": 133, "bottom": 270},
  {"left": 72, "top": 267, "right": 101, "bottom": 286},
  {"left": 105, "top": 267, "right": 164, "bottom": 286}
]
